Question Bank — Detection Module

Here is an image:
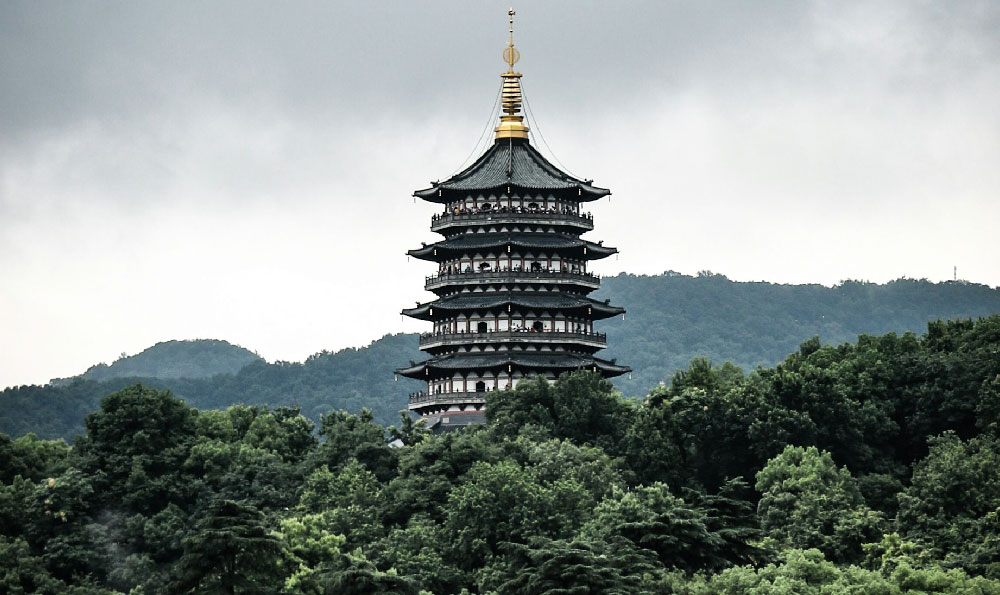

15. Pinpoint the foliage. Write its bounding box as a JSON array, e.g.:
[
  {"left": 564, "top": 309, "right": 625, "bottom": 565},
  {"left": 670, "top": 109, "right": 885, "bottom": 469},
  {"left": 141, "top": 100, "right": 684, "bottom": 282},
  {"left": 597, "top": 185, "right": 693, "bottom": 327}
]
[
  {"left": 175, "top": 499, "right": 283, "bottom": 594},
  {"left": 73, "top": 339, "right": 262, "bottom": 382},
  {"left": 479, "top": 536, "right": 659, "bottom": 594},
  {"left": 4, "top": 276, "right": 1000, "bottom": 442},
  {"left": 755, "top": 445, "right": 885, "bottom": 564},
  {"left": 0, "top": 317, "right": 997, "bottom": 592},
  {"left": 897, "top": 432, "right": 1000, "bottom": 577}
]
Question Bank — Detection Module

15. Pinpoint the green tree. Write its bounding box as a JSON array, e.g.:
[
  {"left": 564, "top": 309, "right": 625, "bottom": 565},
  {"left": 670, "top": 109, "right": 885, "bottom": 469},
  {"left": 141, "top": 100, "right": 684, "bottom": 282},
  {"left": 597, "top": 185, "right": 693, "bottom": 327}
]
[
  {"left": 444, "top": 460, "right": 588, "bottom": 570},
  {"left": 313, "top": 409, "right": 397, "bottom": 482},
  {"left": 756, "top": 445, "right": 885, "bottom": 564},
  {"left": 367, "top": 513, "right": 467, "bottom": 595},
  {"left": 175, "top": 499, "right": 283, "bottom": 594},
  {"left": 486, "top": 371, "right": 630, "bottom": 451},
  {"left": 23, "top": 468, "right": 110, "bottom": 583},
  {"left": 279, "top": 513, "right": 346, "bottom": 595},
  {"left": 316, "top": 551, "right": 418, "bottom": 595},
  {"left": 582, "top": 481, "right": 759, "bottom": 574},
  {"left": 72, "top": 384, "right": 199, "bottom": 514},
  {"left": 480, "top": 536, "right": 659, "bottom": 595},
  {"left": 0, "top": 535, "right": 113, "bottom": 595},
  {"left": 381, "top": 427, "right": 502, "bottom": 525},
  {"left": 897, "top": 432, "right": 1000, "bottom": 577},
  {"left": 297, "top": 461, "right": 384, "bottom": 551}
]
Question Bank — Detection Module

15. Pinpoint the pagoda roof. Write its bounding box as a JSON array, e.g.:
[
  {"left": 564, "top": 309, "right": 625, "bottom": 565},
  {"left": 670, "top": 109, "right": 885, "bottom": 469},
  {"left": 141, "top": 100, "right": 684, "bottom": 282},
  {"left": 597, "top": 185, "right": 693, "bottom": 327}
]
[
  {"left": 413, "top": 138, "right": 610, "bottom": 203},
  {"left": 396, "top": 352, "right": 630, "bottom": 379},
  {"left": 402, "top": 292, "right": 624, "bottom": 321},
  {"left": 408, "top": 232, "right": 617, "bottom": 261}
]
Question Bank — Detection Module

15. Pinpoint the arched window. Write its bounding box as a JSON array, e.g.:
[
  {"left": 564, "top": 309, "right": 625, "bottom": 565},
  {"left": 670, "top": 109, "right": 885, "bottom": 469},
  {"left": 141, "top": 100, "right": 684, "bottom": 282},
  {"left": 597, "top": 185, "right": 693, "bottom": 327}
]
[
  {"left": 532, "top": 321, "right": 544, "bottom": 332},
  {"left": 475, "top": 380, "right": 486, "bottom": 392},
  {"left": 477, "top": 321, "right": 488, "bottom": 333}
]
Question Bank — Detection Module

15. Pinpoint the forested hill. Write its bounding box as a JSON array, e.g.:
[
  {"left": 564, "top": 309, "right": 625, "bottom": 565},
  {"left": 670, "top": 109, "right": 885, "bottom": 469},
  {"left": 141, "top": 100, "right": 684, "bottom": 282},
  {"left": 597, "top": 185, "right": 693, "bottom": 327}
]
[
  {"left": 2, "top": 317, "right": 999, "bottom": 592},
  {"left": 59, "top": 339, "right": 263, "bottom": 383},
  {"left": 596, "top": 273, "right": 1000, "bottom": 395},
  {"left": 1, "top": 275, "right": 998, "bottom": 441},
  {"left": 0, "top": 334, "right": 423, "bottom": 441}
]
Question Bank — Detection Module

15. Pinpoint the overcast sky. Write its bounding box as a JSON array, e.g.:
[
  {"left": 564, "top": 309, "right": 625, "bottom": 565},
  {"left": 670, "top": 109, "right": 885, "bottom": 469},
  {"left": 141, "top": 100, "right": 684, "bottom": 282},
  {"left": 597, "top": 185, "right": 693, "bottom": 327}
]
[{"left": 2, "top": 1, "right": 998, "bottom": 388}]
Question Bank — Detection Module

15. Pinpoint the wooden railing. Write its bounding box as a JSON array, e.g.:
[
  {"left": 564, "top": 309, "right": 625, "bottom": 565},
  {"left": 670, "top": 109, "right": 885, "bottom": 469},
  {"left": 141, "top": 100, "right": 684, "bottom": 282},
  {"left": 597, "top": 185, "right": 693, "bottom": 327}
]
[{"left": 418, "top": 329, "right": 606, "bottom": 348}]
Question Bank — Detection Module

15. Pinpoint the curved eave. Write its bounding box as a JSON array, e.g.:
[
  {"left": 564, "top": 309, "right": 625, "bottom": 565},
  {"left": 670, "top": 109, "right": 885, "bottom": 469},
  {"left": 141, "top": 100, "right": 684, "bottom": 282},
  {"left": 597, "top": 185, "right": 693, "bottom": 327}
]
[
  {"left": 396, "top": 353, "right": 630, "bottom": 379},
  {"left": 407, "top": 235, "right": 618, "bottom": 261},
  {"left": 412, "top": 139, "right": 611, "bottom": 203},
  {"left": 401, "top": 294, "right": 625, "bottom": 321},
  {"left": 414, "top": 183, "right": 609, "bottom": 204}
]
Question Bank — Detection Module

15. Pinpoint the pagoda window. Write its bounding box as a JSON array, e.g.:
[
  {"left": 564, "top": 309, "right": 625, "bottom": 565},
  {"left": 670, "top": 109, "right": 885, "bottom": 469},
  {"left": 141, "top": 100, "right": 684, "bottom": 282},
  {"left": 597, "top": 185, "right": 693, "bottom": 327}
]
[
  {"left": 475, "top": 380, "right": 486, "bottom": 393},
  {"left": 477, "top": 321, "right": 488, "bottom": 333}
]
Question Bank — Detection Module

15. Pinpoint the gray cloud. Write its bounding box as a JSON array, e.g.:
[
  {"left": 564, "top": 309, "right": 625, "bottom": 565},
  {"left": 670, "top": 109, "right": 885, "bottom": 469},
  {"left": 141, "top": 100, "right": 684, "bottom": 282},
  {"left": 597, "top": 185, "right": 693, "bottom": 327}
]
[{"left": 1, "top": 1, "right": 998, "bottom": 387}]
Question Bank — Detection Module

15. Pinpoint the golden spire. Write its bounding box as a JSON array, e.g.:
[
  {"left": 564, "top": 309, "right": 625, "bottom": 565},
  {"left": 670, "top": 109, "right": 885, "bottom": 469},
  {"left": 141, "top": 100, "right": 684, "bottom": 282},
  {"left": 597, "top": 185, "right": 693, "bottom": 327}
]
[{"left": 495, "top": 7, "right": 529, "bottom": 140}]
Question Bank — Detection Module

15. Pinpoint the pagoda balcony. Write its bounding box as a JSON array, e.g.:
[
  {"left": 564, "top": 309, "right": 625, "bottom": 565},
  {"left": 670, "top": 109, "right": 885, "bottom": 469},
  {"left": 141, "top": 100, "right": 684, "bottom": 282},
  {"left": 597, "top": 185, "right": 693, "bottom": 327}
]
[
  {"left": 425, "top": 269, "right": 600, "bottom": 291},
  {"left": 408, "top": 390, "right": 488, "bottom": 411},
  {"left": 418, "top": 329, "right": 607, "bottom": 350},
  {"left": 430, "top": 210, "right": 594, "bottom": 233}
]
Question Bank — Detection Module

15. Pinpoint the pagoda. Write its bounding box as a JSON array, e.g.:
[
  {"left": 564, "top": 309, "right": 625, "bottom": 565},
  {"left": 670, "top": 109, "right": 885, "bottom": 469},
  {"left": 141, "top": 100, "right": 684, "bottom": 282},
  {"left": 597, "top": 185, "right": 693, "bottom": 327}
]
[{"left": 396, "top": 9, "right": 629, "bottom": 431}]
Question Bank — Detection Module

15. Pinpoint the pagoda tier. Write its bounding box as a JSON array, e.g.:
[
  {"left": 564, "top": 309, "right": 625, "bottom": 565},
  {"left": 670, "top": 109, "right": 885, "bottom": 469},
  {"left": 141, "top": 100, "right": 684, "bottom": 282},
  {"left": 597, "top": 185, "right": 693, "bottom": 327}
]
[
  {"left": 401, "top": 352, "right": 629, "bottom": 418},
  {"left": 424, "top": 268, "right": 600, "bottom": 294},
  {"left": 430, "top": 209, "right": 595, "bottom": 235},
  {"left": 398, "top": 352, "right": 629, "bottom": 380},
  {"left": 407, "top": 232, "right": 617, "bottom": 261},
  {"left": 395, "top": 12, "right": 628, "bottom": 431},
  {"left": 402, "top": 292, "right": 624, "bottom": 321},
  {"left": 414, "top": 138, "right": 610, "bottom": 203},
  {"left": 417, "top": 327, "right": 609, "bottom": 353}
]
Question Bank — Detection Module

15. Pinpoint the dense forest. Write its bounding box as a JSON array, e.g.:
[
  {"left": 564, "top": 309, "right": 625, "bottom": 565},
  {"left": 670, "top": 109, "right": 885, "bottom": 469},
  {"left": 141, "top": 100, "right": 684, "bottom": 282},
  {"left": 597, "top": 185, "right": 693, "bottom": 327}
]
[
  {"left": 596, "top": 273, "right": 1000, "bottom": 394},
  {"left": 2, "top": 274, "right": 998, "bottom": 442},
  {"left": 2, "top": 316, "right": 999, "bottom": 593}
]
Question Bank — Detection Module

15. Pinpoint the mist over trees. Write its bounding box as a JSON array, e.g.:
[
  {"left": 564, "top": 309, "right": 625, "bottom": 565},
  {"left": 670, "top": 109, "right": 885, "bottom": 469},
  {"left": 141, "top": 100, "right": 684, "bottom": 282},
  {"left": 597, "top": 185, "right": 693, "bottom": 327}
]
[{"left": 2, "top": 315, "right": 1000, "bottom": 593}]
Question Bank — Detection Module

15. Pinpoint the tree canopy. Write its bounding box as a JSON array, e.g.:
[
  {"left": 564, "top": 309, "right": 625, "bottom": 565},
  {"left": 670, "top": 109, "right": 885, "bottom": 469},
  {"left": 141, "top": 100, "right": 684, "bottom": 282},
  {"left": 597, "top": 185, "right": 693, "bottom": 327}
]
[{"left": 1, "top": 315, "right": 1000, "bottom": 592}]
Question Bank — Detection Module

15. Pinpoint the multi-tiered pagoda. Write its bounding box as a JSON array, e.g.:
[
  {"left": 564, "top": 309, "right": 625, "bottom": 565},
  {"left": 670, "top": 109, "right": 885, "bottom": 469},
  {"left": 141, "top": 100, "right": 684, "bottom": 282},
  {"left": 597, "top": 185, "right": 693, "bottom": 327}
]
[{"left": 396, "top": 10, "right": 629, "bottom": 431}]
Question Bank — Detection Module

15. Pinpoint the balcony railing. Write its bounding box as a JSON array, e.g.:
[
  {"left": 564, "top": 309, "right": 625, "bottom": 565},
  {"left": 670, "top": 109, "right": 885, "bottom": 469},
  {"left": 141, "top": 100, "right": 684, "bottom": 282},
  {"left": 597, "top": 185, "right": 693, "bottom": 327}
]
[
  {"left": 430, "top": 209, "right": 594, "bottom": 231},
  {"left": 425, "top": 269, "right": 599, "bottom": 290},
  {"left": 418, "top": 329, "right": 607, "bottom": 349},
  {"left": 408, "top": 390, "right": 489, "bottom": 408}
]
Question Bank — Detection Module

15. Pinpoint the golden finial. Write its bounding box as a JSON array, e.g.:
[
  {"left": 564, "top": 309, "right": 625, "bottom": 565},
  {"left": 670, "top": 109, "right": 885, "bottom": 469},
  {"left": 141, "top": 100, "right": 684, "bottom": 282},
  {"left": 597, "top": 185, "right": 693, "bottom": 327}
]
[
  {"left": 495, "top": 7, "right": 529, "bottom": 140},
  {"left": 504, "top": 8, "right": 520, "bottom": 73}
]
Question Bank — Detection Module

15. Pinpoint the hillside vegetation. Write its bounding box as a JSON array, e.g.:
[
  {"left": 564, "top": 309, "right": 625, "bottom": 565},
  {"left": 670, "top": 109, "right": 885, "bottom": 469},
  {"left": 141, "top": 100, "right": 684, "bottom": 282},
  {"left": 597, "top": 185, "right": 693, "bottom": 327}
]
[
  {"left": 1, "top": 316, "right": 999, "bottom": 593},
  {"left": 66, "top": 339, "right": 262, "bottom": 382},
  {"left": 1, "top": 275, "right": 998, "bottom": 441},
  {"left": 597, "top": 272, "right": 1000, "bottom": 394}
]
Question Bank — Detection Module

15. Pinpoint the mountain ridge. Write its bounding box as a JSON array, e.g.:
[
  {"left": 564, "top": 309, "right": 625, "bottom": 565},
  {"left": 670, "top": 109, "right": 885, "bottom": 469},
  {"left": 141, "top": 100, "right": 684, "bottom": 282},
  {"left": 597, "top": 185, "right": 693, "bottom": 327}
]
[{"left": 3, "top": 273, "right": 998, "bottom": 441}]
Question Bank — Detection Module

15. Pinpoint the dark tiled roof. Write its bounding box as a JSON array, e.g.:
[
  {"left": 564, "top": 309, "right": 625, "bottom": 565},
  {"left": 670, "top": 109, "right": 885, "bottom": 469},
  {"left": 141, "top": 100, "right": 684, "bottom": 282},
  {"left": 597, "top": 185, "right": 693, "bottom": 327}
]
[
  {"left": 396, "top": 352, "right": 630, "bottom": 379},
  {"left": 402, "top": 291, "right": 625, "bottom": 321},
  {"left": 407, "top": 232, "right": 617, "bottom": 261},
  {"left": 414, "top": 138, "right": 610, "bottom": 202}
]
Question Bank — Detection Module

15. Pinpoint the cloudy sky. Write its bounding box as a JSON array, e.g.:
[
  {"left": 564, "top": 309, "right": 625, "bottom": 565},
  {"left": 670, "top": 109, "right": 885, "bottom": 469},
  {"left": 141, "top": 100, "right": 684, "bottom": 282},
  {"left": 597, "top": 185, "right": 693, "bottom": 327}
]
[{"left": 2, "top": 1, "right": 998, "bottom": 388}]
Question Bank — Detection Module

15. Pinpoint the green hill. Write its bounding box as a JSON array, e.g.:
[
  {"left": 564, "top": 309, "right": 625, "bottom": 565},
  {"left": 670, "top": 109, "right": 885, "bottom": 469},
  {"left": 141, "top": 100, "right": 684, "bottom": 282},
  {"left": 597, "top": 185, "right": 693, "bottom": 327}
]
[
  {"left": 2, "top": 275, "right": 998, "bottom": 441},
  {"left": 64, "top": 339, "right": 263, "bottom": 382},
  {"left": 595, "top": 273, "right": 1000, "bottom": 395}
]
